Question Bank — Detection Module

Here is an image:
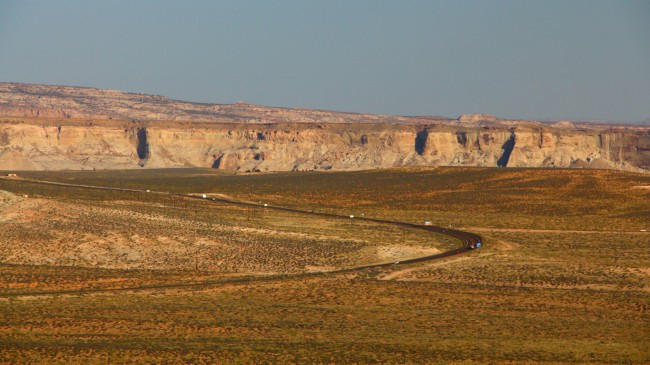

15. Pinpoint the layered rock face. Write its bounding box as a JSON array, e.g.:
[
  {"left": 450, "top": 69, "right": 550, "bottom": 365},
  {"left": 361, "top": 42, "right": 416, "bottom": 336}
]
[
  {"left": 0, "top": 123, "right": 141, "bottom": 170},
  {"left": 0, "top": 82, "right": 648, "bottom": 172},
  {"left": 1, "top": 122, "right": 648, "bottom": 172},
  {"left": 419, "top": 128, "right": 649, "bottom": 171}
]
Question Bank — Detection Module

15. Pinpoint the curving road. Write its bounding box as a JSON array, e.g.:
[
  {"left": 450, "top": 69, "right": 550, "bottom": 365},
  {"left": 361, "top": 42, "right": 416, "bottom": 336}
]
[
  {"left": 178, "top": 194, "right": 483, "bottom": 270},
  {"left": 0, "top": 176, "right": 482, "bottom": 296}
]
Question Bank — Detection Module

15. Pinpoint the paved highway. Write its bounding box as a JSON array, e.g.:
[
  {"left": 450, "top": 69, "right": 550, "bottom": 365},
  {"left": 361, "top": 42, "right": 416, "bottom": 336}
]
[{"left": 0, "top": 176, "right": 482, "bottom": 296}]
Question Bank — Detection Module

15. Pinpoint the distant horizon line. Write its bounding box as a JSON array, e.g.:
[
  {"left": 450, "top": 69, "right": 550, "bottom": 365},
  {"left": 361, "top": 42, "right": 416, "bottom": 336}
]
[{"left": 2, "top": 80, "right": 648, "bottom": 126}]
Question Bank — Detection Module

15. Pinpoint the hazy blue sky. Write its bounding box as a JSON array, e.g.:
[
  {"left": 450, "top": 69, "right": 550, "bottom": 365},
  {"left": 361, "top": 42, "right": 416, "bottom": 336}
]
[{"left": 1, "top": 0, "right": 648, "bottom": 121}]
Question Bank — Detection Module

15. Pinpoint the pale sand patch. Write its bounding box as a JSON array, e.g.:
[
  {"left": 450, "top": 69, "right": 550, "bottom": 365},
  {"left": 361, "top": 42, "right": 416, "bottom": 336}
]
[
  {"left": 0, "top": 190, "right": 48, "bottom": 223},
  {"left": 349, "top": 245, "right": 443, "bottom": 268},
  {"left": 304, "top": 265, "right": 337, "bottom": 273},
  {"left": 380, "top": 255, "right": 476, "bottom": 281},
  {"left": 0, "top": 194, "right": 375, "bottom": 273},
  {"left": 487, "top": 238, "right": 517, "bottom": 251},
  {"left": 375, "top": 245, "right": 440, "bottom": 260},
  {"left": 635, "top": 267, "right": 650, "bottom": 275},
  {"left": 234, "top": 226, "right": 365, "bottom": 244}
]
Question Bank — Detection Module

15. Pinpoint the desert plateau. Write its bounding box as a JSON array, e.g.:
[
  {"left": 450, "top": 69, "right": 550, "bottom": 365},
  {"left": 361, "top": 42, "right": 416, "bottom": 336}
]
[
  {"left": 0, "top": 81, "right": 649, "bottom": 364},
  {"left": 1, "top": 2, "right": 650, "bottom": 360},
  {"left": 1, "top": 83, "right": 648, "bottom": 173},
  {"left": 0, "top": 165, "right": 648, "bottom": 364}
]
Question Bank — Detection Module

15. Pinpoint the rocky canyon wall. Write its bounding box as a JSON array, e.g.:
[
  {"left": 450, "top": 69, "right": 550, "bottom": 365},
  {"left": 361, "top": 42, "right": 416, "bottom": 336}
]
[
  {"left": 0, "top": 82, "right": 648, "bottom": 173},
  {"left": 1, "top": 122, "right": 648, "bottom": 172}
]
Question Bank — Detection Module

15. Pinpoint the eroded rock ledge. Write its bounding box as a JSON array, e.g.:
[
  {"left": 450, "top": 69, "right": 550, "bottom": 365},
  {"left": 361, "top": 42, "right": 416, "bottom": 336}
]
[
  {"left": 0, "top": 121, "right": 648, "bottom": 172},
  {"left": 0, "top": 82, "right": 648, "bottom": 172}
]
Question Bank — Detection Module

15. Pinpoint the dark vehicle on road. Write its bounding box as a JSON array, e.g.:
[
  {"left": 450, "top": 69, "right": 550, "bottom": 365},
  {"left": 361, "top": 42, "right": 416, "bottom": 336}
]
[{"left": 468, "top": 240, "right": 482, "bottom": 249}]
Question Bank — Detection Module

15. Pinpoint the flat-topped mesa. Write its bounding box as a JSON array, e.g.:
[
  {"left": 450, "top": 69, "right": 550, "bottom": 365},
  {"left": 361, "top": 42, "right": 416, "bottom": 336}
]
[
  {"left": 552, "top": 121, "right": 576, "bottom": 129},
  {"left": 0, "top": 82, "right": 648, "bottom": 172},
  {"left": 457, "top": 114, "right": 498, "bottom": 124},
  {"left": 0, "top": 82, "right": 449, "bottom": 125},
  {"left": 1, "top": 121, "right": 648, "bottom": 172}
]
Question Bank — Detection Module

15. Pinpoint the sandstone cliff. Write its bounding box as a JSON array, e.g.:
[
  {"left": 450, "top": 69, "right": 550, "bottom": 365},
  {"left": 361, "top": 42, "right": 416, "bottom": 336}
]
[
  {"left": 1, "top": 121, "right": 648, "bottom": 172},
  {"left": 0, "top": 82, "right": 648, "bottom": 172}
]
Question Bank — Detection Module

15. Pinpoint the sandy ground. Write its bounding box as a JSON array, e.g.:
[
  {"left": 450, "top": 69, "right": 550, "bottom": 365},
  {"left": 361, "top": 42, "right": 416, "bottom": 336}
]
[
  {"left": 0, "top": 189, "right": 448, "bottom": 275},
  {"left": 380, "top": 255, "right": 475, "bottom": 280},
  {"left": 461, "top": 226, "right": 649, "bottom": 234}
]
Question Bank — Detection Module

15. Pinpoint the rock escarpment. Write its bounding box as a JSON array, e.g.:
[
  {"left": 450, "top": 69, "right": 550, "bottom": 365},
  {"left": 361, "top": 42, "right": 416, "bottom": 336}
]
[
  {"left": 0, "top": 82, "right": 648, "bottom": 172},
  {"left": 1, "top": 121, "right": 648, "bottom": 172}
]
